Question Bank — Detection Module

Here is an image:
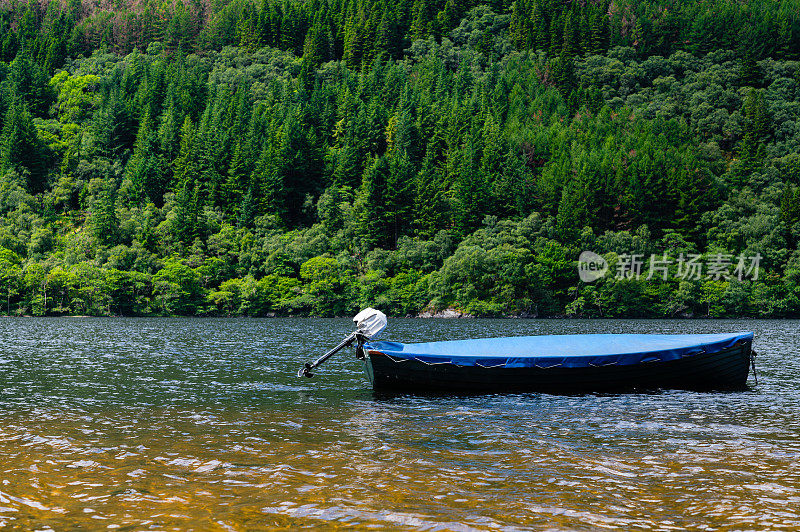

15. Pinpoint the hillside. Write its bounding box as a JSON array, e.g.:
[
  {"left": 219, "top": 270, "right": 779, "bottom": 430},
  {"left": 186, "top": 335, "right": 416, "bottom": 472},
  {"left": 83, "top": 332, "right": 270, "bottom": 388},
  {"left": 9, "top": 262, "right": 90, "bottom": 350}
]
[{"left": 0, "top": 0, "right": 799, "bottom": 317}]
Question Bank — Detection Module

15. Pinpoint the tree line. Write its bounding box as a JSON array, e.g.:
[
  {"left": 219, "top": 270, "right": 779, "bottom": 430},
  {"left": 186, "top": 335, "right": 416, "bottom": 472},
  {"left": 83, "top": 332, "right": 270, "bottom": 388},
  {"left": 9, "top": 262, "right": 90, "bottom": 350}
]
[{"left": 3, "top": 0, "right": 799, "bottom": 69}]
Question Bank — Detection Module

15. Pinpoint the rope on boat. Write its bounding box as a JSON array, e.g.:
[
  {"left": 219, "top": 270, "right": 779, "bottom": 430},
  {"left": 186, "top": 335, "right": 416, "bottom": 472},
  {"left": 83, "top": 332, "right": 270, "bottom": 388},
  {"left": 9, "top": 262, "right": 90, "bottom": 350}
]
[
  {"left": 379, "top": 352, "right": 451, "bottom": 365},
  {"left": 750, "top": 348, "right": 759, "bottom": 386},
  {"left": 534, "top": 361, "right": 564, "bottom": 369},
  {"left": 378, "top": 352, "right": 567, "bottom": 368},
  {"left": 475, "top": 360, "right": 508, "bottom": 368},
  {"left": 378, "top": 353, "right": 677, "bottom": 368},
  {"left": 588, "top": 359, "right": 619, "bottom": 367}
]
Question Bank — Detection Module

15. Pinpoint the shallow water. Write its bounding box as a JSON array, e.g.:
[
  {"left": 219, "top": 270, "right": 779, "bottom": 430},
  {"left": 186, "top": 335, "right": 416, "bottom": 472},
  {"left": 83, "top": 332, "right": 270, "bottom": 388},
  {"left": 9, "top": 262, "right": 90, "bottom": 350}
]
[{"left": 0, "top": 317, "right": 798, "bottom": 530}]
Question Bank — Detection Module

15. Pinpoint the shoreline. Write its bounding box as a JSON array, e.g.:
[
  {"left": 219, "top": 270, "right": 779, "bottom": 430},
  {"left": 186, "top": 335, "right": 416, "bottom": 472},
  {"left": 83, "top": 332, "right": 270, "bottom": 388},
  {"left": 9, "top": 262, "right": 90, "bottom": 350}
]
[{"left": 1, "top": 313, "right": 795, "bottom": 320}]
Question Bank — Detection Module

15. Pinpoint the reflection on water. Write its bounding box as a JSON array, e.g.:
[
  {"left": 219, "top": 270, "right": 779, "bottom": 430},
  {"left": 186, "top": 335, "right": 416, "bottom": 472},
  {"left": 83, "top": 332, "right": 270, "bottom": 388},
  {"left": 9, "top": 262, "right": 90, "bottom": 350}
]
[{"left": 0, "top": 317, "right": 799, "bottom": 530}]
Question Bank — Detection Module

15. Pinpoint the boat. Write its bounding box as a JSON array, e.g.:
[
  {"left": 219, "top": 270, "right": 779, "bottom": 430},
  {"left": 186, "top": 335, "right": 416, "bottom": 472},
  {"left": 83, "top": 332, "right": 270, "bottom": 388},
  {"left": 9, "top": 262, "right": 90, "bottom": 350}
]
[
  {"left": 362, "top": 332, "right": 754, "bottom": 393},
  {"left": 298, "top": 309, "right": 756, "bottom": 393}
]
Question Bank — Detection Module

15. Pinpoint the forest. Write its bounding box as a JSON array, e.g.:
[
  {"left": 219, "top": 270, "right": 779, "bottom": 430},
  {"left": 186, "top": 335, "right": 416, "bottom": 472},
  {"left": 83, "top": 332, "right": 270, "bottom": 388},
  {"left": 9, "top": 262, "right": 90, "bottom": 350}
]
[{"left": 0, "top": 0, "right": 799, "bottom": 317}]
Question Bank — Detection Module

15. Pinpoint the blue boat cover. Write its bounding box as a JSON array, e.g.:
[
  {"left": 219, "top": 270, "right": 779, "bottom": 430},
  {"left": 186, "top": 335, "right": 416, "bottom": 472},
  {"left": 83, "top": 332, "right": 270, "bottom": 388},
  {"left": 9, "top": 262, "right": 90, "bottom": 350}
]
[{"left": 365, "top": 332, "right": 753, "bottom": 369}]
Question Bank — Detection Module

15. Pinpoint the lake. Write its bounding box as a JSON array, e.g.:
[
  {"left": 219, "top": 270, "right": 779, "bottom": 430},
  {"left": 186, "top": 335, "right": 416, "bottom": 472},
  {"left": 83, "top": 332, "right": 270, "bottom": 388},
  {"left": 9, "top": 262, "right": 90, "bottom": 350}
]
[{"left": 0, "top": 317, "right": 798, "bottom": 530}]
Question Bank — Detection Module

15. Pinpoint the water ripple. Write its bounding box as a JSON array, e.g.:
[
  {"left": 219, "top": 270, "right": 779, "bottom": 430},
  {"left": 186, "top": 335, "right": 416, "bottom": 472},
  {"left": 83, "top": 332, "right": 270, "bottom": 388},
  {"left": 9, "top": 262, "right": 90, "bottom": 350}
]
[{"left": 0, "top": 317, "right": 798, "bottom": 529}]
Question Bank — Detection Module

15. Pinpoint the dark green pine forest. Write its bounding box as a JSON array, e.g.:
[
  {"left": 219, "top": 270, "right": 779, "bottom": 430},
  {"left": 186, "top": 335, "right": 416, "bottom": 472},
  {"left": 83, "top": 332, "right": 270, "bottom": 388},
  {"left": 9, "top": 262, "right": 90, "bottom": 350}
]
[{"left": 0, "top": 0, "right": 799, "bottom": 317}]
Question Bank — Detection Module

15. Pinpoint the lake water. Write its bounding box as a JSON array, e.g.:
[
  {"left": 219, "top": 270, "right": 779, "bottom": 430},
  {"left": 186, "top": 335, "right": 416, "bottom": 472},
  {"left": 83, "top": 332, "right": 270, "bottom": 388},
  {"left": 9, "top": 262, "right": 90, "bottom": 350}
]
[{"left": 0, "top": 317, "right": 798, "bottom": 530}]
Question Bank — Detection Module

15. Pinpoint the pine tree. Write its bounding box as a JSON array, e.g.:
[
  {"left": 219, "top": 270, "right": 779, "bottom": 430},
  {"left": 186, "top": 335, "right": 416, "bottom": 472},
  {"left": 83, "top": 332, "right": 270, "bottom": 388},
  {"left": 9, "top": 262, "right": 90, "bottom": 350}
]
[
  {"left": 238, "top": 184, "right": 258, "bottom": 228},
  {"left": 479, "top": 114, "right": 503, "bottom": 179},
  {"left": 173, "top": 178, "right": 202, "bottom": 245},
  {"left": 355, "top": 155, "right": 393, "bottom": 249},
  {"left": 453, "top": 141, "right": 490, "bottom": 234},
  {"left": 267, "top": 111, "right": 325, "bottom": 226},
  {"left": 554, "top": 171, "right": 586, "bottom": 240},
  {"left": 561, "top": 5, "right": 581, "bottom": 57},
  {"left": 386, "top": 153, "right": 414, "bottom": 245},
  {"left": 237, "top": 0, "right": 258, "bottom": 50},
  {"left": 92, "top": 183, "right": 119, "bottom": 246},
  {"left": 124, "top": 111, "right": 168, "bottom": 206},
  {"left": 253, "top": 143, "right": 280, "bottom": 221},
  {"left": 739, "top": 51, "right": 760, "bottom": 87},
  {"left": 195, "top": 102, "right": 226, "bottom": 208},
  {"left": 332, "top": 143, "right": 362, "bottom": 188},
  {"left": 551, "top": 52, "right": 577, "bottom": 100},
  {"left": 410, "top": 0, "right": 435, "bottom": 41},
  {"left": 303, "top": 10, "right": 334, "bottom": 64},
  {"left": 342, "top": 12, "right": 365, "bottom": 66},
  {"left": 90, "top": 87, "right": 136, "bottom": 158},
  {"left": 8, "top": 51, "right": 53, "bottom": 116},
  {"left": 548, "top": 9, "right": 563, "bottom": 55},
  {"left": 531, "top": 1, "right": 550, "bottom": 52},
  {"left": 158, "top": 92, "right": 182, "bottom": 164},
  {"left": 740, "top": 88, "right": 770, "bottom": 171},
  {"left": 493, "top": 149, "right": 534, "bottom": 218},
  {"left": 781, "top": 184, "right": 800, "bottom": 246},
  {"left": 0, "top": 100, "right": 50, "bottom": 194},
  {"left": 437, "top": 0, "right": 463, "bottom": 34},
  {"left": 143, "top": 60, "right": 167, "bottom": 121},
  {"left": 224, "top": 140, "right": 251, "bottom": 216},
  {"left": 173, "top": 116, "right": 198, "bottom": 189},
  {"left": 588, "top": 6, "right": 609, "bottom": 55},
  {"left": 413, "top": 144, "right": 449, "bottom": 238}
]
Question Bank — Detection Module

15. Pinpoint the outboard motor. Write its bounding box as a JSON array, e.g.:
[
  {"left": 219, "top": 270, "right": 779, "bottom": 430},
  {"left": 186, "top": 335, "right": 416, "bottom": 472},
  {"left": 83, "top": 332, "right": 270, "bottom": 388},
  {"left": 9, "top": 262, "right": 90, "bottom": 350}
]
[{"left": 297, "top": 308, "right": 387, "bottom": 378}]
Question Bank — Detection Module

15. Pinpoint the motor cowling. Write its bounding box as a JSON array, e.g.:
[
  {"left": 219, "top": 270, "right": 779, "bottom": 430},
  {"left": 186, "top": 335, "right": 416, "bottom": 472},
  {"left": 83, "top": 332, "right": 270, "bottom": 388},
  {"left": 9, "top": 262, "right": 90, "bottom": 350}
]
[{"left": 353, "top": 307, "right": 387, "bottom": 339}]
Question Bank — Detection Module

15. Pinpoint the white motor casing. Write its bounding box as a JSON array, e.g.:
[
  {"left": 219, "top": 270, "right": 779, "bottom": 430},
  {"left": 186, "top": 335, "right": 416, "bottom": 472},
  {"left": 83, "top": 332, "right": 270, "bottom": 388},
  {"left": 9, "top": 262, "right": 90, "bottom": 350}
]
[{"left": 353, "top": 308, "right": 387, "bottom": 339}]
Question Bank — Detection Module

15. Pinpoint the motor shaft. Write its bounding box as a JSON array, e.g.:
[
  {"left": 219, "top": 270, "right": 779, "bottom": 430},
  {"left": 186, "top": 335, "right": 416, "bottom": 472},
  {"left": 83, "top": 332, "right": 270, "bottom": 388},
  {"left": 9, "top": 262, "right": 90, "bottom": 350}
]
[{"left": 297, "top": 332, "right": 358, "bottom": 378}]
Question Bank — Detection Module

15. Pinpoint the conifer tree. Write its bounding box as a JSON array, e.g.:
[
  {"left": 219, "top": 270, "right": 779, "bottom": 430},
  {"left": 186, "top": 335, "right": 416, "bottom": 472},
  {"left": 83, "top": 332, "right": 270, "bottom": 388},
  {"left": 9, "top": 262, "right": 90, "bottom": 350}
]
[
  {"left": 224, "top": 140, "right": 252, "bottom": 217},
  {"left": 237, "top": 0, "right": 259, "bottom": 50},
  {"left": 740, "top": 88, "right": 770, "bottom": 170},
  {"left": 92, "top": 183, "right": 119, "bottom": 246},
  {"left": 0, "top": 100, "right": 50, "bottom": 194},
  {"left": 410, "top": 0, "right": 435, "bottom": 41},
  {"left": 173, "top": 178, "right": 202, "bottom": 245},
  {"left": 561, "top": 5, "right": 581, "bottom": 57},
  {"left": 173, "top": 116, "right": 198, "bottom": 189},
  {"left": 414, "top": 144, "right": 449, "bottom": 238},
  {"left": 453, "top": 141, "right": 490, "bottom": 234},
  {"left": 123, "top": 111, "right": 169, "bottom": 206},
  {"left": 90, "top": 88, "right": 136, "bottom": 158},
  {"left": 8, "top": 52, "right": 53, "bottom": 116},
  {"left": 303, "top": 10, "right": 334, "bottom": 64},
  {"left": 355, "top": 155, "right": 393, "bottom": 249},
  {"left": 158, "top": 92, "right": 182, "bottom": 164},
  {"left": 332, "top": 143, "right": 362, "bottom": 188},
  {"left": 386, "top": 153, "right": 414, "bottom": 245},
  {"left": 342, "top": 11, "right": 365, "bottom": 66},
  {"left": 588, "top": 5, "right": 610, "bottom": 55},
  {"left": 781, "top": 184, "right": 800, "bottom": 246}
]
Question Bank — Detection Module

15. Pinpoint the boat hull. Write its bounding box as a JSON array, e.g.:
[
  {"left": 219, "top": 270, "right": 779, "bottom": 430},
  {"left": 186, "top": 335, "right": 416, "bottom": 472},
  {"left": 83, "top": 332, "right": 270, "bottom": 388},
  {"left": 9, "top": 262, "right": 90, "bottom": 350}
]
[{"left": 364, "top": 340, "right": 752, "bottom": 393}]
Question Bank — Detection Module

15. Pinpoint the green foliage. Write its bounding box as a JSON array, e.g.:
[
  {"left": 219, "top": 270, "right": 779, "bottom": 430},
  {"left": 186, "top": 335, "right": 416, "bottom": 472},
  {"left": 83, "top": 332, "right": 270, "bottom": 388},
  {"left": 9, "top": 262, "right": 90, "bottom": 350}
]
[
  {"left": 152, "top": 256, "right": 204, "bottom": 314},
  {"left": 299, "top": 255, "right": 356, "bottom": 316},
  {"left": 0, "top": 246, "right": 22, "bottom": 313},
  {"left": 0, "top": 0, "right": 798, "bottom": 318}
]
